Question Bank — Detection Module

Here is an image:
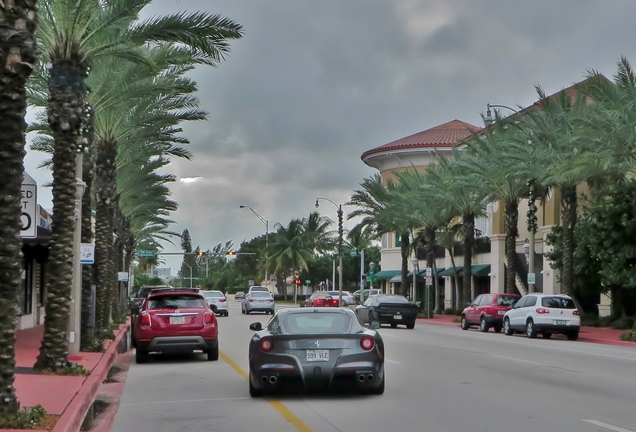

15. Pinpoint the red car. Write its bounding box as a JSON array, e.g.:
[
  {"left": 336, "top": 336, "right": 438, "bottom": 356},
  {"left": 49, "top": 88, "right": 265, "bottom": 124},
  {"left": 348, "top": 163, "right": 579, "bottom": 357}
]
[
  {"left": 461, "top": 293, "right": 520, "bottom": 333},
  {"left": 304, "top": 291, "right": 340, "bottom": 308},
  {"left": 132, "top": 288, "right": 219, "bottom": 363}
]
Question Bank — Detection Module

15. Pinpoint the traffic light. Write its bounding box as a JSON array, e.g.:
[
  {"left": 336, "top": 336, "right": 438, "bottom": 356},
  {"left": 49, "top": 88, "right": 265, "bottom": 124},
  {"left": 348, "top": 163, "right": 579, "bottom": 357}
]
[
  {"left": 197, "top": 251, "right": 206, "bottom": 257},
  {"left": 294, "top": 278, "right": 302, "bottom": 285},
  {"left": 226, "top": 251, "right": 236, "bottom": 256}
]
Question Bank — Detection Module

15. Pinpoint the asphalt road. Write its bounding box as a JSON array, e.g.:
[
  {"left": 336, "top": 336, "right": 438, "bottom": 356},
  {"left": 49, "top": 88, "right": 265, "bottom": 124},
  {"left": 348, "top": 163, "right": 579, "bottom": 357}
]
[{"left": 111, "top": 300, "right": 636, "bottom": 432}]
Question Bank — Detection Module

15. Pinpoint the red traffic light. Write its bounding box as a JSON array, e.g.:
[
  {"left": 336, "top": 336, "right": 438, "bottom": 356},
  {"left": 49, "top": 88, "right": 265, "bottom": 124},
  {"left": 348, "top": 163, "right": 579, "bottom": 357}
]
[{"left": 294, "top": 278, "right": 302, "bottom": 285}]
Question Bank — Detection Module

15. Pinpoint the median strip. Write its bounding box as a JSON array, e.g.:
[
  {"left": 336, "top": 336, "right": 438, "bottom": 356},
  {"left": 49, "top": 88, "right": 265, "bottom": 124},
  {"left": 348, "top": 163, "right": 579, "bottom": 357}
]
[{"left": 219, "top": 351, "right": 313, "bottom": 432}]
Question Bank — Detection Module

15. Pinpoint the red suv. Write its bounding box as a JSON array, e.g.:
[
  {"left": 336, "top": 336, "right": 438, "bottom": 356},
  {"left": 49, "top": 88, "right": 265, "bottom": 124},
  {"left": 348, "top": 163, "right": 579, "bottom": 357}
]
[
  {"left": 461, "top": 293, "right": 520, "bottom": 333},
  {"left": 133, "top": 288, "right": 219, "bottom": 363}
]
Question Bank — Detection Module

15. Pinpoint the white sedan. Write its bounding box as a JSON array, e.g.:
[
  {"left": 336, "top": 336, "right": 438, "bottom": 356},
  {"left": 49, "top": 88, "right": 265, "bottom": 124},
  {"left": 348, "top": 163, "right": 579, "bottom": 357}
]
[{"left": 326, "top": 290, "right": 356, "bottom": 306}]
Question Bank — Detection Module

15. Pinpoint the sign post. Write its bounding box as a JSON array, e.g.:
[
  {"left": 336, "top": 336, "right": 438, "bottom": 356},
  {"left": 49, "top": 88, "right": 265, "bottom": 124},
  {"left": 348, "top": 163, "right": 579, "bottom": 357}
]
[
  {"left": 137, "top": 250, "right": 156, "bottom": 257},
  {"left": 425, "top": 268, "right": 433, "bottom": 318}
]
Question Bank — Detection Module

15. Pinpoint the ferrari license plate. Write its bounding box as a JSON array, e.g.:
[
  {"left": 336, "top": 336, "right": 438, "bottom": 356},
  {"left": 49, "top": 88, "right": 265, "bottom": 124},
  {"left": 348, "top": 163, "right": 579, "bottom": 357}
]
[
  {"left": 306, "top": 350, "right": 329, "bottom": 362},
  {"left": 393, "top": 314, "right": 402, "bottom": 320},
  {"left": 170, "top": 316, "right": 186, "bottom": 324},
  {"left": 555, "top": 320, "right": 567, "bottom": 325}
]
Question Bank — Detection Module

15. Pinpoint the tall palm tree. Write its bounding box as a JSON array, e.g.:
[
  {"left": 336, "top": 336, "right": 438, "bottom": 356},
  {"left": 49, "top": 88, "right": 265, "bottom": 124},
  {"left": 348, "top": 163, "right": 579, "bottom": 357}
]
[
  {"left": 347, "top": 174, "right": 418, "bottom": 296},
  {"left": 0, "top": 0, "right": 39, "bottom": 414}
]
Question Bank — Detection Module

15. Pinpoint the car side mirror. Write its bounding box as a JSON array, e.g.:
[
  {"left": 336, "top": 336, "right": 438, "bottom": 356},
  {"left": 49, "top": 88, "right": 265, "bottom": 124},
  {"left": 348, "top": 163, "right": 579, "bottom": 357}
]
[
  {"left": 210, "top": 304, "right": 218, "bottom": 312},
  {"left": 249, "top": 322, "right": 262, "bottom": 331},
  {"left": 369, "top": 321, "right": 380, "bottom": 330}
]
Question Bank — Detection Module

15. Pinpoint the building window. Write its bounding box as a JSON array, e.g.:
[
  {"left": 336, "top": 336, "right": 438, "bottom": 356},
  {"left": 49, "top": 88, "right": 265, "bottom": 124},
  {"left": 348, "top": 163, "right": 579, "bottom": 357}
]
[
  {"left": 381, "top": 233, "right": 387, "bottom": 249},
  {"left": 395, "top": 233, "right": 403, "bottom": 247},
  {"left": 39, "top": 263, "right": 47, "bottom": 306}
]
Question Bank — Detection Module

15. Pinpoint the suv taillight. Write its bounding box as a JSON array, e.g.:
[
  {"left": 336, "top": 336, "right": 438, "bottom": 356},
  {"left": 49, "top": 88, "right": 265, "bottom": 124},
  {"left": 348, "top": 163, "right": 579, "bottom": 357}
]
[
  {"left": 260, "top": 338, "right": 273, "bottom": 352},
  {"left": 535, "top": 308, "right": 550, "bottom": 314},
  {"left": 360, "top": 336, "right": 375, "bottom": 351},
  {"left": 203, "top": 312, "right": 215, "bottom": 325},
  {"left": 140, "top": 313, "right": 151, "bottom": 327},
  {"left": 573, "top": 310, "right": 580, "bottom": 316}
]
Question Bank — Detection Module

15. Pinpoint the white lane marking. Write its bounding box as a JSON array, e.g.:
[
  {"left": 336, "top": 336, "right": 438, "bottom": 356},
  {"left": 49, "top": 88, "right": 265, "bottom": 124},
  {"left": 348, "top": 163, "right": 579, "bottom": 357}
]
[
  {"left": 582, "top": 419, "right": 634, "bottom": 432},
  {"left": 491, "top": 354, "right": 540, "bottom": 365},
  {"left": 385, "top": 359, "right": 401, "bottom": 364},
  {"left": 120, "top": 397, "right": 250, "bottom": 407}
]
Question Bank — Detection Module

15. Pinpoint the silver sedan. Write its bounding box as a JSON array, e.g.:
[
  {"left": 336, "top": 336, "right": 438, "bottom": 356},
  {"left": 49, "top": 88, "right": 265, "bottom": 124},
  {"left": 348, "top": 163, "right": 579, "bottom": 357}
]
[
  {"left": 241, "top": 291, "right": 275, "bottom": 315},
  {"left": 247, "top": 308, "right": 385, "bottom": 396}
]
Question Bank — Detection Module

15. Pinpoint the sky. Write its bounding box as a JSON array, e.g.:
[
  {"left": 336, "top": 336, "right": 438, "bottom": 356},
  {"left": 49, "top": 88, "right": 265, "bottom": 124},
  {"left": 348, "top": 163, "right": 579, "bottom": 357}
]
[{"left": 23, "top": 0, "right": 636, "bottom": 275}]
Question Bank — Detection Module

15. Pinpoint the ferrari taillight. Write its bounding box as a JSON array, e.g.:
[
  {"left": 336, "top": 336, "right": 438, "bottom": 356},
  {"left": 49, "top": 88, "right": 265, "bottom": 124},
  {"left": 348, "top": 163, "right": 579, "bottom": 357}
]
[
  {"left": 360, "top": 336, "right": 375, "bottom": 351},
  {"left": 140, "top": 313, "right": 151, "bottom": 327},
  {"left": 260, "top": 338, "right": 273, "bottom": 352}
]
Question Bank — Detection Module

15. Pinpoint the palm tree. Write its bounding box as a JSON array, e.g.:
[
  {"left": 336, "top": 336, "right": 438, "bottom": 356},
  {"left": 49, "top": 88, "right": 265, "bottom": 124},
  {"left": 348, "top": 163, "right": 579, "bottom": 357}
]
[
  {"left": 0, "top": 0, "right": 39, "bottom": 414},
  {"left": 347, "top": 174, "right": 419, "bottom": 296},
  {"left": 31, "top": 1, "right": 242, "bottom": 370}
]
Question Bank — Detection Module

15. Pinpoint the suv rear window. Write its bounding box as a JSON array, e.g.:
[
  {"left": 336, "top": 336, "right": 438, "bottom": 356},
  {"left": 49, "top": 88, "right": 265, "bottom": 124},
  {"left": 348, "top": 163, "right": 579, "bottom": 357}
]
[
  {"left": 496, "top": 296, "right": 518, "bottom": 306},
  {"left": 147, "top": 294, "right": 206, "bottom": 309},
  {"left": 541, "top": 297, "right": 576, "bottom": 309}
]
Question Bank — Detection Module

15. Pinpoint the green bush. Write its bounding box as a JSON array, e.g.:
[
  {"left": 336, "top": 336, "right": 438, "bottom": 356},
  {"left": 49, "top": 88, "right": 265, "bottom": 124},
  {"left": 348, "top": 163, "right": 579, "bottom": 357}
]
[
  {"left": 580, "top": 313, "right": 600, "bottom": 327},
  {"left": 599, "top": 316, "right": 613, "bottom": 328},
  {"left": 619, "top": 330, "right": 636, "bottom": 342},
  {"left": 611, "top": 316, "right": 634, "bottom": 330},
  {"left": 0, "top": 404, "right": 47, "bottom": 428}
]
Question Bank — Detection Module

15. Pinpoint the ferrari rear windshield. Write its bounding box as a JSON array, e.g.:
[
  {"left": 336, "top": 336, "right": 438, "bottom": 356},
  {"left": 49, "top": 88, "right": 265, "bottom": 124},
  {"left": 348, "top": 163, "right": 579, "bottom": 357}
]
[
  {"left": 282, "top": 312, "right": 351, "bottom": 334},
  {"left": 147, "top": 295, "right": 206, "bottom": 309}
]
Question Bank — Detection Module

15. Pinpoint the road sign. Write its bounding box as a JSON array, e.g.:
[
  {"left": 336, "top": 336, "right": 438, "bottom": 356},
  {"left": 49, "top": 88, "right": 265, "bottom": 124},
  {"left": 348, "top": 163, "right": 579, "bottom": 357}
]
[
  {"left": 426, "top": 276, "right": 433, "bottom": 286},
  {"left": 527, "top": 272, "right": 536, "bottom": 284},
  {"left": 137, "top": 250, "right": 155, "bottom": 257},
  {"left": 80, "top": 243, "right": 95, "bottom": 264},
  {"left": 118, "top": 272, "right": 129, "bottom": 282},
  {"left": 20, "top": 172, "right": 37, "bottom": 238},
  {"left": 426, "top": 267, "right": 432, "bottom": 277},
  {"left": 350, "top": 249, "right": 357, "bottom": 257},
  {"left": 305, "top": 280, "right": 311, "bottom": 284},
  {"left": 368, "top": 275, "right": 377, "bottom": 283}
]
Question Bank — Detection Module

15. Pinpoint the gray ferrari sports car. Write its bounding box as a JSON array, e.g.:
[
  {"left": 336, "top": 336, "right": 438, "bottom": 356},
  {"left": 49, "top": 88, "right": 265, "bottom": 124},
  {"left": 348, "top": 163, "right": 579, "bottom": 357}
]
[{"left": 248, "top": 307, "right": 385, "bottom": 397}]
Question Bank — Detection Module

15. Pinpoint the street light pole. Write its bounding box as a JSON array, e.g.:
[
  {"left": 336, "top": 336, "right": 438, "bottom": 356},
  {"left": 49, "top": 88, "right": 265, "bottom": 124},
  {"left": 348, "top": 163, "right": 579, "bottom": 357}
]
[
  {"left": 239, "top": 205, "right": 269, "bottom": 285},
  {"left": 315, "top": 197, "right": 344, "bottom": 306},
  {"left": 411, "top": 256, "right": 418, "bottom": 304},
  {"left": 69, "top": 149, "right": 86, "bottom": 357},
  {"left": 485, "top": 102, "right": 537, "bottom": 292}
]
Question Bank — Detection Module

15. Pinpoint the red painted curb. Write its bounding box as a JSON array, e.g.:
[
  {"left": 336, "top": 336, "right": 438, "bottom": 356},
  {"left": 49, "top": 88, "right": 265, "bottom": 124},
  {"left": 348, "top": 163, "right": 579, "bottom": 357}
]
[{"left": 51, "top": 324, "right": 130, "bottom": 432}]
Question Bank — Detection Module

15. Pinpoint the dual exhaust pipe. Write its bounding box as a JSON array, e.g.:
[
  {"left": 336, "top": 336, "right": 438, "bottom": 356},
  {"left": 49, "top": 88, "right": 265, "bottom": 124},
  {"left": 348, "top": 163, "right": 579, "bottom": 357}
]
[
  {"left": 260, "top": 375, "right": 278, "bottom": 384},
  {"left": 357, "top": 373, "right": 375, "bottom": 383}
]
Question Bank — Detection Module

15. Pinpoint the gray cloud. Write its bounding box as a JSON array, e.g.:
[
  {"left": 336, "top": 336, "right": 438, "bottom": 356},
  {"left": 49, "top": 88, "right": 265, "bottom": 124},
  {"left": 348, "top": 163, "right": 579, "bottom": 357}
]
[{"left": 23, "top": 0, "right": 636, "bottom": 273}]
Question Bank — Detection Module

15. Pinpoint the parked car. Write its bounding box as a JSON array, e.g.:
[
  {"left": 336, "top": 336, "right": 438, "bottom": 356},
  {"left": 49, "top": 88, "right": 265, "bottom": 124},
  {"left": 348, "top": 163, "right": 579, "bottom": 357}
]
[
  {"left": 305, "top": 292, "right": 339, "bottom": 308},
  {"left": 355, "top": 294, "right": 418, "bottom": 329},
  {"left": 326, "top": 290, "right": 355, "bottom": 306},
  {"left": 234, "top": 291, "right": 246, "bottom": 300},
  {"left": 242, "top": 291, "right": 275, "bottom": 315},
  {"left": 203, "top": 290, "right": 229, "bottom": 316},
  {"left": 132, "top": 288, "right": 219, "bottom": 363},
  {"left": 460, "top": 293, "right": 521, "bottom": 332},
  {"left": 354, "top": 289, "right": 382, "bottom": 304},
  {"left": 130, "top": 285, "right": 173, "bottom": 314},
  {"left": 503, "top": 293, "right": 581, "bottom": 340},
  {"left": 247, "top": 308, "right": 385, "bottom": 397}
]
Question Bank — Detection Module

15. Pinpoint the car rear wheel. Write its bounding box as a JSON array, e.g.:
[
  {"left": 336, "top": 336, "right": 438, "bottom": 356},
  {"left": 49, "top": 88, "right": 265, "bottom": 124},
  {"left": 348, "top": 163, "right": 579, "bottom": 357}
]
[
  {"left": 526, "top": 320, "right": 538, "bottom": 338},
  {"left": 135, "top": 348, "right": 148, "bottom": 364},
  {"left": 503, "top": 318, "right": 514, "bottom": 336},
  {"left": 249, "top": 372, "right": 264, "bottom": 397},
  {"left": 207, "top": 343, "right": 219, "bottom": 361},
  {"left": 567, "top": 330, "right": 579, "bottom": 341},
  {"left": 461, "top": 315, "right": 469, "bottom": 330},
  {"left": 480, "top": 317, "right": 489, "bottom": 332},
  {"left": 406, "top": 322, "right": 415, "bottom": 329}
]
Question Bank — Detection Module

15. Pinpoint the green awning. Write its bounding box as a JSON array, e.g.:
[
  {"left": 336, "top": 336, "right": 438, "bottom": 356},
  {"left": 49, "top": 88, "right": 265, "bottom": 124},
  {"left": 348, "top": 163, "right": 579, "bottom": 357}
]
[
  {"left": 373, "top": 270, "right": 401, "bottom": 280},
  {"left": 438, "top": 266, "right": 463, "bottom": 277},
  {"left": 471, "top": 264, "right": 491, "bottom": 276},
  {"left": 389, "top": 274, "right": 403, "bottom": 283}
]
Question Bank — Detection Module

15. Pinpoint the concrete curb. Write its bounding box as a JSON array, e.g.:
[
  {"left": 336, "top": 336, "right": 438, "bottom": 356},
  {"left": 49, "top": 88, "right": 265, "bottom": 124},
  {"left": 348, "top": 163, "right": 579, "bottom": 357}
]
[{"left": 51, "top": 323, "right": 130, "bottom": 432}]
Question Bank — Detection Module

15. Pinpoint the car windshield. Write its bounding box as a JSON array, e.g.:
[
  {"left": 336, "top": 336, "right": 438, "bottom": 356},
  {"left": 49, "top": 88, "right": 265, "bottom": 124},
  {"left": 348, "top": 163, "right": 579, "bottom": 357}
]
[
  {"left": 147, "top": 295, "right": 205, "bottom": 310},
  {"left": 542, "top": 297, "right": 576, "bottom": 309},
  {"left": 378, "top": 295, "right": 409, "bottom": 304},
  {"left": 251, "top": 292, "right": 272, "bottom": 298},
  {"left": 282, "top": 312, "right": 351, "bottom": 334},
  {"left": 497, "top": 296, "right": 518, "bottom": 306},
  {"left": 204, "top": 291, "right": 224, "bottom": 298}
]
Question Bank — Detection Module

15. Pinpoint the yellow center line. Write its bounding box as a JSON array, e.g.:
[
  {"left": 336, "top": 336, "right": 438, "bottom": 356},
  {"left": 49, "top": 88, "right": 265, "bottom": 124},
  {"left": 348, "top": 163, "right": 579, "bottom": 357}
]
[{"left": 220, "top": 351, "right": 313, "bottom": 432}]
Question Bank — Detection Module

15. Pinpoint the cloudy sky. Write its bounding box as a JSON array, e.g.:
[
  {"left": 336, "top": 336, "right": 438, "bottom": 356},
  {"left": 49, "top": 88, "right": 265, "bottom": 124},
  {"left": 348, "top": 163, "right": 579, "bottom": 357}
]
[{"left": 24, "top": 0, "right": 636, "bottom": 274}]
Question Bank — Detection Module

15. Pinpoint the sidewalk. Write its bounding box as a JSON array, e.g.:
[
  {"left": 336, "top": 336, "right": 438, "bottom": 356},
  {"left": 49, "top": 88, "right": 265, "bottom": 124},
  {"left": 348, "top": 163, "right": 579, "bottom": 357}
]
[
  {"left": 417, "top": 313, "right": 636, "bottom": 347},
  {"left": 1, "top": 323, "right": 130, "bottom": 432}
]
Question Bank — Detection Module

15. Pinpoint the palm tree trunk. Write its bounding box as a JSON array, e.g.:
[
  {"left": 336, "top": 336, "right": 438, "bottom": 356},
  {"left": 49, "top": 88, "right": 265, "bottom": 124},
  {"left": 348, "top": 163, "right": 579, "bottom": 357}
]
[
  {"left": 504, "top": 200, "right": 520, "bottom": 294},
  {"left": 0, "top": 0, "right": 37, "bottom": 405},
  {"left": 462, "top": 214, "right": 475, "bottom": 306},
  {"left": 399, "top": 232, "right": 410, "bottom": 297},
  {"left": 94, "top": 138, "right": 117, "bottom": 329},
  {"left": 560, "top": 185, "right": 577, "bottom": 296},
  {"left": 35, "top": 63, "right": 87, "bottom": 372}
]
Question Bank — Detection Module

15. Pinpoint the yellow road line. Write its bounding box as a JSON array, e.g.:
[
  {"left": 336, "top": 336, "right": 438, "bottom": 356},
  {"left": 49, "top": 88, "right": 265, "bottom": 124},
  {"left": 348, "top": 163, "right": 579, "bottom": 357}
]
[{"left": 220, "top": 351, "right": 313, "bottom": 432}]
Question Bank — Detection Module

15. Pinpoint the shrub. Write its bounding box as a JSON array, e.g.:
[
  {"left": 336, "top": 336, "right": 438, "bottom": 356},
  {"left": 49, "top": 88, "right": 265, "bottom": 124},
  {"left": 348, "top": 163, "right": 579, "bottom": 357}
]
[
  {"left": 619, "top": 330, "right": 636, "bottom": 342},
  {"left": 611, "top": 317, "right": 634, "bottom": 330},
  {"left": 0, "top": 404, "right": 47, "bottom": 428},
  {"left": 580, "top": 313, "right": 600, "bottom": 327}
]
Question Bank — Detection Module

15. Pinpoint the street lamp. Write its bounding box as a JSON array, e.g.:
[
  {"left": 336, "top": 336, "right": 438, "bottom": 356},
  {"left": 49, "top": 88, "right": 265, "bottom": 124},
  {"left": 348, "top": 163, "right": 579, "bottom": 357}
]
[
  {"left": 69, "top": 153, "right": 87, "bottom": 358},
  {"left": 239, "top": 205, "right": 269, "bottom": 285},
  {"left": 484, "top": 102, "right": 537, "bottom": 293},
  {"left": 367, "top": 261, "right": 376, "bottom": 303},
  {"left": 411, "top": 256, "right": 418, "bottom": 303},
  {"left": 315, "top": 197, "right": 344, "bottom": 306}
]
